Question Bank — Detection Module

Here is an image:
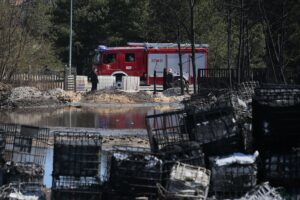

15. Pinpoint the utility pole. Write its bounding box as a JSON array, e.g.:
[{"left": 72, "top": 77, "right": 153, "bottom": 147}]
[{"left": 68, "top": 0, "right": 73, "bottom": 75}]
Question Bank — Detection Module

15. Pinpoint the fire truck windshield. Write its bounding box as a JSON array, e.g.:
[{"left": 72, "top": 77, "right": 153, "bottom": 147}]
[{"left": 93, "top": 51, "right": 102, "bottom": 65}]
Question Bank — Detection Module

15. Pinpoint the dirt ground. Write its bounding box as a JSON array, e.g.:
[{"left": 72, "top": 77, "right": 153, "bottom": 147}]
[
  {"left": 102, "top": 135, "right": 149, "bottom": 149},
  {"left": 0, "top": 84, "right": 189, "bottom": 108}
]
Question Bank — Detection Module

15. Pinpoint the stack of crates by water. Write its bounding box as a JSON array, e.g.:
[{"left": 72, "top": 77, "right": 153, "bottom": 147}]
[
  {"left": 51, "top": 131, "right": 102, "bottom": 200},
  {"left": 252, "top": 84, "right": 300, "bottom": 191},
  {"left": 97, "top": 76, "right": 116, "bottom": 90},
  {"left": 66, "top": 75, "right": 75, "bottom": 91},
  {"left": 1, "top": 124, "right": 49, "bottom": 183},
  {"left": 210, "top": 152, "right": 258, "bottom": 199},
  {"left": 76, "top": 75, "right": 89, "bottom": 92},
  {"left": 107, "top": 146, "right": 163, "bottom": 199},
  {"left": 121, "top": 76, "right": 140, "bottom": 91}
]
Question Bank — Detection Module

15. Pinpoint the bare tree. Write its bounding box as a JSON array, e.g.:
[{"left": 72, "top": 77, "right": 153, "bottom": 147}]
[
  {"left": 258, "top": 0, "right": 287, "bottom": 83},
  {"left": 0, "top": 2, "right": 30, "bottom": 81}
]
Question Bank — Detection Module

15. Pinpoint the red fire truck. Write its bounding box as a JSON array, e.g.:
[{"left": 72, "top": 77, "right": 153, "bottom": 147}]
[{"left": 93, "top": 42, "right": 208, "bottom": 86}]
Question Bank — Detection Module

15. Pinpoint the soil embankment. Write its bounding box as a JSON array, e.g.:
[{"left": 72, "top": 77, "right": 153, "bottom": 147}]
[{"left": 0, "top": 84, "right": 189, "bottom": 109}]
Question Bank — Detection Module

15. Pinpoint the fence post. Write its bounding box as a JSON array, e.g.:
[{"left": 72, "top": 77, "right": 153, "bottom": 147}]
[
  {"left": 163, "top": 68, "right": 167, "bottom": 91},
  {"left": 197, "top": 69, "right": 200, "bottom": 94}
]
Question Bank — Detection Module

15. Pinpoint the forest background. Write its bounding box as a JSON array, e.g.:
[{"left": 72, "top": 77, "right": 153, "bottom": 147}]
[{"left": 0, "top": 0, "right": 299, "bottom": 83}]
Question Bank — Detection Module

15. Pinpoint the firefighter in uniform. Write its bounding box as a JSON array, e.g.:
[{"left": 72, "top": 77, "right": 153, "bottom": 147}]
[{"left": 91, "top": 67, "right": 99, "bottom": 91}]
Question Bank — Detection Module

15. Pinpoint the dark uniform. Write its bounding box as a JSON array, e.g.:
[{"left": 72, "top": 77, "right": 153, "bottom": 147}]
[{"left": 91, "top": 69, "right": 99, "bottom": 91}]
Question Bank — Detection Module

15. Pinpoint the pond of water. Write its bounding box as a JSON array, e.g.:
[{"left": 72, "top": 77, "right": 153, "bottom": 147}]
[
  {"left": 0, "top": 105, "right": 177, "bottom": 129},
  {"left": 0, "top": 105, "right": 179, "bottom": 188}
]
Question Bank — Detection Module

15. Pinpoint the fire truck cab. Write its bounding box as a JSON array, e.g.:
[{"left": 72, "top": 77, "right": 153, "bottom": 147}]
[{"left": 93, "top": 43, "right": 208, "bottom": 86}]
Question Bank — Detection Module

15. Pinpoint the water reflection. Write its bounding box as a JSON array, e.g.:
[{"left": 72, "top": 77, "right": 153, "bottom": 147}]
[
  {"left": 0, "top": 106, "right": 177, "bottom": 129},
  {"left": 0, "top": 105, "right": 179, "bottom": 188}
]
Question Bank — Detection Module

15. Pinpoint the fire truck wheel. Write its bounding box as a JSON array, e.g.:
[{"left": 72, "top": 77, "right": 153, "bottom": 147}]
[{"left": 114, "top": 74, "right": 125, "bottom": 88}]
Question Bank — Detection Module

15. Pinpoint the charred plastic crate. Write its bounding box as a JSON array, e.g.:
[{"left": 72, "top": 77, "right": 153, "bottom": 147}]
[
  {"left": 146, "top": 110, "right": 190, "bottom": 153},
  {"left": 52, "top": 131, "right": 102, "bottom": 200},
  {"left": 53, "top": 131, "right": 102, "bottom": 177},
  {"left": 3, "top": 124, "right": 49, "bottom": 164},
  {"left": 51, "top": 176, "right": 102, "bottom": 200},
  {"left": 157, "top": 141, "right": 205, "bottom": 183},
  {"left": 210, "top": 152, "right": 258, "bottom": 199},
  {"left": 259, "top": 149, "right": 300, "bottom": 188},
  {"left": 109, "top": 146, "right": 163, "bottom": 198},
  {"left": 2, "top": 124, "right": 49, "bottom": 184},
  {"left": 157, "top": 162, "right": 211, "bottom": 200},
  {"left": 252, "top": 84, "right": 300, "bottom": 152},
  {"left": 191, "top": 107, "right": 244, "bottom": 158},
  {"left": 183, "top": 90, "right": 233, "bottom": 125}
]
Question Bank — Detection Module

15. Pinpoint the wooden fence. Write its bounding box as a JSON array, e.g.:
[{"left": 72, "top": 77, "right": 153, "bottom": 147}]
[{"left": 9, "top": 72, "right": 65, "bottom": 91}]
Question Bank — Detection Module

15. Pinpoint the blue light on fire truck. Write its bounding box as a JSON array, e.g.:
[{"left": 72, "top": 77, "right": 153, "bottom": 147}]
[{"left": 97, "top": 45, "right": 107, "bottom": 52}]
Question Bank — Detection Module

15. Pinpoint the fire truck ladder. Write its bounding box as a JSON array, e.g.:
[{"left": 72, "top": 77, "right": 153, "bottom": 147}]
[{"left": 127, "top": 42, "right": 209, "bottom": 49}]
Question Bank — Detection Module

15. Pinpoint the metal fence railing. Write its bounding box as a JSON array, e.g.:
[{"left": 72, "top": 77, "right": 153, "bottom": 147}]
[{"left": 197, "top": 68, "right": 267, "bottom": 91}]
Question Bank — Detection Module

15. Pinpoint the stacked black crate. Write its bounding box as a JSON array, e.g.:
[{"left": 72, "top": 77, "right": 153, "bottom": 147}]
[
  {"left": 145, "top": 110, "right": 206, "bottom": 184},
  {"left": 1, "top": 124, "right": 49, "bottom": 184},
  {"left": 252, "top": 84, "right": 300, "bottom": 193},
  {"left": 51, "top": 131, "right": 102, "bottom": 200},
  {"left": 210, "top": 152, "right": 258, "bottom": 199},
  {"left": 106, "top": 145, "right": 163, "bottom": 199},
  {"left": 184, "top": 92, "right": 258, "bottom": 199}
]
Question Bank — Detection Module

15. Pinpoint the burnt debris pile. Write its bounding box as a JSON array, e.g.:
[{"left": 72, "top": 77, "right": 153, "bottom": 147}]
[
  {"left": 1, "top": 82, "right": 300, "bottom": 199},
  {"left": 0, "top": 124, "right": 49, "bottom": 199},
  {"left": 126, "top": 82, "right": 298, "bottom": 199},
  {"left": 51, "top": 131, "right": 102, "bottom": 200}
]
